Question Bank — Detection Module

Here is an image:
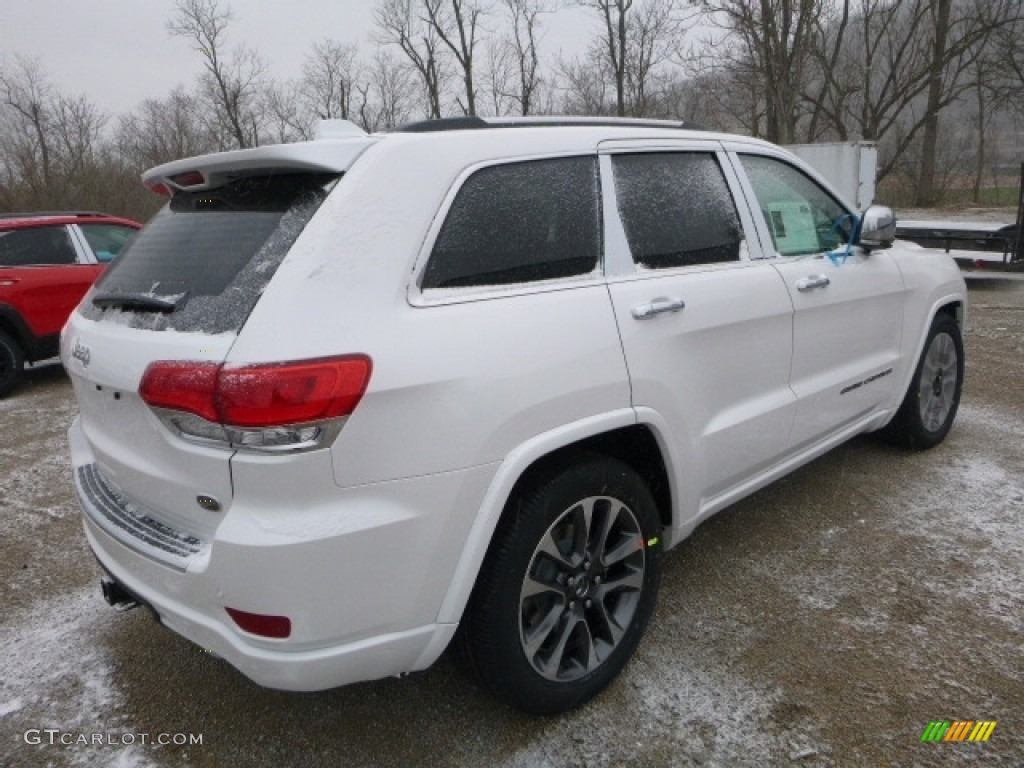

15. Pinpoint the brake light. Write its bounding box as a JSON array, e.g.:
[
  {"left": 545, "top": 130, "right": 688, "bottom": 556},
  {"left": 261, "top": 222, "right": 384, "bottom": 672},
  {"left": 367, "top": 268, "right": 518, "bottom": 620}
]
[
  {"left": 217, "top": 358, "right": 371, "bottom": 427},
  {"left": 139, "top": 361, "right": 220, "bottom": 421},
  {"left": 169, "top": 170, "right": 205, "bottom": 188},
  {"left": 139, "top": 356, "right": 372, "bottom": 450}
]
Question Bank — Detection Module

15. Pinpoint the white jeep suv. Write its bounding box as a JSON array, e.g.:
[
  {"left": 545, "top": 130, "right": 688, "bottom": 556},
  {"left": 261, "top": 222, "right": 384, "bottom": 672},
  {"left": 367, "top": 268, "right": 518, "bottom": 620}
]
[{"left": 62, "top": 117, "right": 965, "bottom": 714}]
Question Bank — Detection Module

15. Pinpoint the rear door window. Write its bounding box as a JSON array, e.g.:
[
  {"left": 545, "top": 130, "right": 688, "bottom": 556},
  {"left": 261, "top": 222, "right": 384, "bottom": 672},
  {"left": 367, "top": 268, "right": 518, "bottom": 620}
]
[
  {"left": 81, "top": 173, "right": 338, "bottom": 333},
  {"left": 611, "top": 152, "right": 743, "bottom": 269},
  {"left": 422, "top": 156, "right": 601, "bottom": 290},
  {"left": 0, "top": 226, "right": 77, "bottom": 266}
]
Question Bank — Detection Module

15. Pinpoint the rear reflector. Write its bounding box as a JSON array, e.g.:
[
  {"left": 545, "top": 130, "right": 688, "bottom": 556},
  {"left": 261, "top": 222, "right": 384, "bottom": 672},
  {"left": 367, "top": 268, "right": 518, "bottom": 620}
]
[
  {"left": 225, "top": 607, "right": 291, "bottom": 639},
  {"left": 140, "top": 355, "right": 372, "bottom": 428}
]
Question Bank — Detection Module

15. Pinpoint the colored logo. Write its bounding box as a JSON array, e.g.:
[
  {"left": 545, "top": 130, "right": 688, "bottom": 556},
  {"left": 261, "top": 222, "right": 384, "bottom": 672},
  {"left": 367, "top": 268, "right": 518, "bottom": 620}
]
[{"left": 920, "top": 721, "right": 996, "bottom": 742}]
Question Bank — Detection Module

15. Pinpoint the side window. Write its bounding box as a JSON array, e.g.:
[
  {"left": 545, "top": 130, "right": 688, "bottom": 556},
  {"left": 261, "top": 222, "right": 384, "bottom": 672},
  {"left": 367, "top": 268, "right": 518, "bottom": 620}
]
[
  {"left": 79, "top": 223, "right": 138, "bottom": 263},
  {"left": 611, "top": 152, "right": 743, "bottom": 269},
  {"left": 0, "top": 226, "right": 77, "bottom": 267},
  {"left": 422, "top": 156, "right": 601, "bottom": 290},
  {"left": 739, "top": 154, "right": 852, "bottom": 257}
]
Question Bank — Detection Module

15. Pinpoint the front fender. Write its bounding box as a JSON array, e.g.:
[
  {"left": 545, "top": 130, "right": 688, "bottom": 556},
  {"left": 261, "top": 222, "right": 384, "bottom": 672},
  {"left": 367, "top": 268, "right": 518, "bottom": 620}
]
[{"left": 887, "top": 244, "right": 967, "bottom": 416}]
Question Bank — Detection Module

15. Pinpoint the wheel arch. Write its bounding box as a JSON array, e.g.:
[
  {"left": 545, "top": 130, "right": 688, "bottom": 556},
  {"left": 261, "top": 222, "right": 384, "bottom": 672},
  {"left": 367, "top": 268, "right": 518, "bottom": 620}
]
[
  {"left": 899, "top": 295, "right": 965, "bottom": 397},
  {"left": 0, "top": 304, "right": 32, "bottom": 352},
  {"left": 936, "top": 297, "right": 964, "bottom": 328},
  {"left": 435, "top": 411, "right": 674, "bottom": 626},
  {"left": 879, "top": 294, "right": 964, "bottom": 434}
]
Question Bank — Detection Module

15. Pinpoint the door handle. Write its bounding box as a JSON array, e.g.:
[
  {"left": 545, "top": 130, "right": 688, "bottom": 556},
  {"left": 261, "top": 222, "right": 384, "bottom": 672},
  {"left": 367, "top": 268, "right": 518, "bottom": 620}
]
[
  {"left": 631, "top": 297, "right": 686, "bottom": 320},
  {"left": 0, "top": 278, "right": 20, "bottom": 287},
  {"left": 796, "top": 275, "right": 830, "bottom": 292}
]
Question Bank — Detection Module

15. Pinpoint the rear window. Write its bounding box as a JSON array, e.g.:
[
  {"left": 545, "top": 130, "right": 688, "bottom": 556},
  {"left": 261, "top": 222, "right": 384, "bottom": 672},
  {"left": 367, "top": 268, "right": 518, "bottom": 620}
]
[{"left": 81, "top": 173, "right": 338, "bottom": 333}]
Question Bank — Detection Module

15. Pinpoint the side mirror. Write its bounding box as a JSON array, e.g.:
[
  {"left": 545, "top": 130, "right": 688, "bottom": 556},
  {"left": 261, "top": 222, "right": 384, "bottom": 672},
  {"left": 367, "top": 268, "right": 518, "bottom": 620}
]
[{"left": 857, "top": 205, "right": 896, "bottom": 249}]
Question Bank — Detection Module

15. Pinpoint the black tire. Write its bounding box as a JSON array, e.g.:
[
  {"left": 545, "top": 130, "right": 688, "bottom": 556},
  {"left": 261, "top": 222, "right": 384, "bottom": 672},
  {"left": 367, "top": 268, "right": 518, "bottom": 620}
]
[
  {"left": 0, "top": 330, "right": 25, "bottom": 398},
  {"left": 455, "top": 454, "right": 663, "bottom": 714},
  {"left": 885, "top": 313, "right": 963, "bottom": 450}
]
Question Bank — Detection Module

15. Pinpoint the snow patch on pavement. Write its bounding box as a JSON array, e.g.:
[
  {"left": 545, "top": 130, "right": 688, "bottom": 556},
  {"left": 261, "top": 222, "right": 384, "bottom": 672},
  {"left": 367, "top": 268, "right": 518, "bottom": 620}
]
[{"left": 0, "top": 588, "right": 153, "bottom": 767}]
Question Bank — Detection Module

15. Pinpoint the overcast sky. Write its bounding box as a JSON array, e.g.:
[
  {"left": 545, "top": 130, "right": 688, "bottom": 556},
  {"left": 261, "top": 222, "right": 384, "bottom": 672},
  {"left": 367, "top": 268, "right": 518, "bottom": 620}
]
[{"left": 1, "top": 0, "right": 592, "bottom": 116}]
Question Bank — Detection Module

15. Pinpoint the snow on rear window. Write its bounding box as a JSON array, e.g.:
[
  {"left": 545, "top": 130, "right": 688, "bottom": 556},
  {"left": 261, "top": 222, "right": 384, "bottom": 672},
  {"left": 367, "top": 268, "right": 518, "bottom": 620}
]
[{"left": 81, "top": 173, "right": 339, "bottom": 333}]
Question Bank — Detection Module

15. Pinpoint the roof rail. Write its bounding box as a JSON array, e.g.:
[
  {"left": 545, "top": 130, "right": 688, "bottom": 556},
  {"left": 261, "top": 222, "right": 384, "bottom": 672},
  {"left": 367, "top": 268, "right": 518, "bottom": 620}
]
[
  {"left": 392, "top": 116, "right": 706, "bottom": 133},
  {"left": 393, "top": 117, "right": 490, "bottom": 133},
  {"left": 0, "top": 211, "right": 112, "bottom": 220}
]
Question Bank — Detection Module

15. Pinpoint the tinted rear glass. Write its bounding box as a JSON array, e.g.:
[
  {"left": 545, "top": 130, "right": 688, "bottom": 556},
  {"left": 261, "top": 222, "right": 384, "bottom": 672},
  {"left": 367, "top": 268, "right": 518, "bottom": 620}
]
[
  {"left": 612, "top": 153, "right": 742, "bottom": 269},
  {"left": 81, "top": 173, "right": 338, "bottom": 333},
  {"left": 422, "top": 156, "right": 601, "bottom": 289}
]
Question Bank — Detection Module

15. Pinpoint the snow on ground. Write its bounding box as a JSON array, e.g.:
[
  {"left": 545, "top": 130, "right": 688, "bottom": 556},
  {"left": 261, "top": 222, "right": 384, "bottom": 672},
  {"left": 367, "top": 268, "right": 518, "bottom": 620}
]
[
  {"left": 0, "top": 589, "right": 157, "bottom": 768},
  {"left": 2, "top": 294, "right": 1022, "bottom": 765}
]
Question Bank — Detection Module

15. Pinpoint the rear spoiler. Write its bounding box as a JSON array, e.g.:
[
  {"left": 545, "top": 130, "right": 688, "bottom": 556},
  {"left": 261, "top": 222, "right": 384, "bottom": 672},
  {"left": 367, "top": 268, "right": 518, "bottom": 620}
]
[{"left": 142, "top": 127, "right": 377, "bottom": 196}]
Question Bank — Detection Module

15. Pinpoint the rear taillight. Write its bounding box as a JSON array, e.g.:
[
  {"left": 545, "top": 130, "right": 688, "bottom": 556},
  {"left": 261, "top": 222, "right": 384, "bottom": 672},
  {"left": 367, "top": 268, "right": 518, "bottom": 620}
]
[{"left": 139, "top": 356, "right": 372, "bottom": 452}]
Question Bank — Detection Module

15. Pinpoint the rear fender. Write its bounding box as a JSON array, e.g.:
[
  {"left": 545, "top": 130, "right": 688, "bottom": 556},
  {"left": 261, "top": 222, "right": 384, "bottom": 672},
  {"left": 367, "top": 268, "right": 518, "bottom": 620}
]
[{"left": 434, "top": 408, "right": 639, "bottom": 625}]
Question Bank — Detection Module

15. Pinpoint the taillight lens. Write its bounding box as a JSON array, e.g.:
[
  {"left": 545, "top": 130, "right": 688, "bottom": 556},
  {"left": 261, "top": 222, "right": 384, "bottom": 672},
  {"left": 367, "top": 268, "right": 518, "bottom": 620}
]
[
  {"left": 217, "top": 358, "right": 371, "bottom": 427},
  {"left": 138, "top": 361, "right": 220, "bottom": 421},
  {"left": 139, "top": 356, "right": 372, "bottom": 451}
]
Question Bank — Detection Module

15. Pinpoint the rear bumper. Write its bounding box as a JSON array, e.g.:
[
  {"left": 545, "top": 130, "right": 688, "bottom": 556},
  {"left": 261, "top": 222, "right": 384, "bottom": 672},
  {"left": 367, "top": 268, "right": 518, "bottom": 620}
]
[
  {"left": 85, "top": 519, "right": 454, "bottom": 690},
  {"left": 68, "top": 416, "right": 493, "bottom": 691}
]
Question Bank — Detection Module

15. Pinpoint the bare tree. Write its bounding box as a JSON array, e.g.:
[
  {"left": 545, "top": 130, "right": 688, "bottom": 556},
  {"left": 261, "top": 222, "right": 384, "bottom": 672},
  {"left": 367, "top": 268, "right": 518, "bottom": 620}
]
[
  {"left": 624, "top": 0, "right": 692, "bottom": 116},
  {"left": 573, "top": 0, "right": 693, "bottom": 117},
  {"left": 168, "top": 0, "right": 266, "bottom": 149},
  {"left": 355, "top": 51, "right": 418, "bottom": 131},
  {"left": 264, "top": 81, "right": 314, "bottom": 143},
  {"left": 558, "top": 49, "right": 614, "bottom": 114},
  {"left": 116, "top": 87, "right": 215, "bottom": 170},
  {"left": 301, "top": 39, "right": 362, "bottom": 121},
  {"left": 375, "top": 0, "right": 449, "bottom": 118},
  {"left": 486, "top": 0, "right": 549, "bottom": 115},
  {"left": 701, "top": 0, "right": 830, "bottom": 143},
  {"left": 839, "top": 0, "right": 1019, "bottom": 198},
  {"left": 0, "top": 57, "right": 109, "bottom": 209},
  {"left": 802, "top": 0, "right": 852, "bottom": 141},
  {"left": 0, "top": 57, "right": 57, "bottom": 195},
  {"left": 993, "top": 11, "right": 1024, "bottom": 117},
  {"left": 423, "top": 0, "right": 490, "bottom": 115},
  {"left": 577, "top": 0, "right": 632, "bottom": 116},
  {"left": 497, "top": 0, "right": 548, "bottom": 115},
  {"left": 51, "top": 94, "right": 107, "bottom": 183},
  {"left": 916, "top": 0, "right": 955, "bottom": 205}
]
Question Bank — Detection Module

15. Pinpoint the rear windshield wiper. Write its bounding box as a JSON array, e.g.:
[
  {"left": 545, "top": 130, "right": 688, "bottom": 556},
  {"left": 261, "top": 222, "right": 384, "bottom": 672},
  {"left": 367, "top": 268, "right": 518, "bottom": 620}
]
[{"left": 92, "top": 292, "right": 183, "bottom": 313}]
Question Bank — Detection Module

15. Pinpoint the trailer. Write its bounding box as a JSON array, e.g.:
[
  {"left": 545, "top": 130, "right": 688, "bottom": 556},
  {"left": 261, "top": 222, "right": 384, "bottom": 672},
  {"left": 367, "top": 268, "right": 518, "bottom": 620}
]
[{"left": 895, "top": 219, "right": 1022, "bottom": 277}]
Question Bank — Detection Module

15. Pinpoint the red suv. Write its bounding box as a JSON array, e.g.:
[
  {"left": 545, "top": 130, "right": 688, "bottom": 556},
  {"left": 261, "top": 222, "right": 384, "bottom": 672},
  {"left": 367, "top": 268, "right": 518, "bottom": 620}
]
[{"left": 0, "top": 212, "right": 141, "bottom": 396}]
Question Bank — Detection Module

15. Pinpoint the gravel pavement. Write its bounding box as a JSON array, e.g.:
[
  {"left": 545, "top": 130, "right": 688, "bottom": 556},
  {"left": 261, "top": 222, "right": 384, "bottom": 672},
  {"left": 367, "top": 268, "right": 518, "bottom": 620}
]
[{"left": 1, "top": 278, "right": 1022, "bottom": 768}]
